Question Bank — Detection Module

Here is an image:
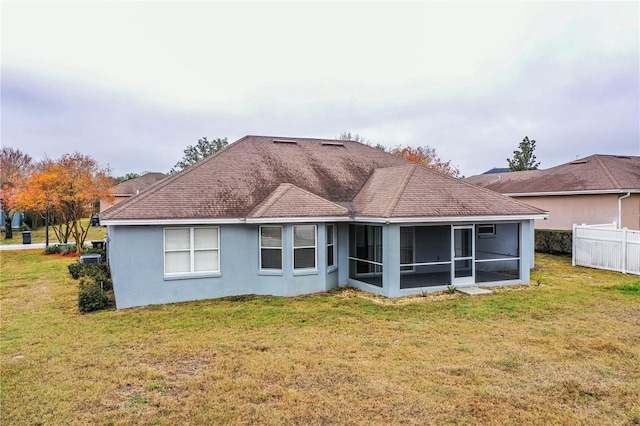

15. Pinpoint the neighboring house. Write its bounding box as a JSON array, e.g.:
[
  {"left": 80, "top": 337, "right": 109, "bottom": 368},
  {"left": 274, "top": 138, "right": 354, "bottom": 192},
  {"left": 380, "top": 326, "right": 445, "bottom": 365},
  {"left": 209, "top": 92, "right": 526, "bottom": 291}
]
[
  {"left": 101, "top": 136, "right": 546, "bottom": 309},
  {"left": 0, "top": 209, "right": 24, "bottom": 230},
  {"left": 466, "top": 155, "right": 640, "bottom": 230},
  {"left": 100, "top": 172, "right": 167, "bottom": 212}
]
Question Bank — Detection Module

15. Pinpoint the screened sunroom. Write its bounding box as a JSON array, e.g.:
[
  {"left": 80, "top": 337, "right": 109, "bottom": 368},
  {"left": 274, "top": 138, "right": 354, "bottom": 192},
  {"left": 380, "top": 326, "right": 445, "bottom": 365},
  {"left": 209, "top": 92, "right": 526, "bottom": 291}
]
[{"left": 347, "top": 222, "right": 525, "bottom": 295}]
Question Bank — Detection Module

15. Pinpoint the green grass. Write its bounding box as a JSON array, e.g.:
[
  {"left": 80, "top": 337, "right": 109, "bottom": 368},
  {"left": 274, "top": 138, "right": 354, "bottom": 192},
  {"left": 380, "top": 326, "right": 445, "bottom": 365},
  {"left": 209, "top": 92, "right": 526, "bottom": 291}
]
[
  {"left": 1, "top": 252, "right": 639, "bottom": 425},
  {"left": 1, "top": 218, "right": 106, "bottom": 245}
]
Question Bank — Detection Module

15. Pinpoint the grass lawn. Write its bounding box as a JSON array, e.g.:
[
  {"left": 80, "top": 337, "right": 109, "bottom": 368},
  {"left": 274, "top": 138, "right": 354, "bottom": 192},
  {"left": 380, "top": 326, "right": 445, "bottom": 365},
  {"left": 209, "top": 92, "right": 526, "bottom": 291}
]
[
  {"left": 1, "top": 218, "right": 106, "bottom": 245},
  {"left": 1, "top": 252, "right": 639, "bottom": 425}
]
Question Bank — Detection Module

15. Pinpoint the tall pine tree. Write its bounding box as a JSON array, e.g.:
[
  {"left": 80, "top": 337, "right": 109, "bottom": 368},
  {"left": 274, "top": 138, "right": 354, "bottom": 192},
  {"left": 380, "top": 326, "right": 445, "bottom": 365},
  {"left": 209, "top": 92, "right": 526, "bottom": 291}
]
[{"left": 507, "top": 136, "right": 540, "bottom": 171}]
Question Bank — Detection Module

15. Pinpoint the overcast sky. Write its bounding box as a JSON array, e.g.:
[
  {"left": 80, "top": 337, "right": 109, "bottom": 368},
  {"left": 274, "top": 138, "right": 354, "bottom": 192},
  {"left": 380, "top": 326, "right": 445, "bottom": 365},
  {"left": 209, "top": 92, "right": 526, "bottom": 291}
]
[{"left": 2, "top": 1, "right": 639, "bottom": 177}]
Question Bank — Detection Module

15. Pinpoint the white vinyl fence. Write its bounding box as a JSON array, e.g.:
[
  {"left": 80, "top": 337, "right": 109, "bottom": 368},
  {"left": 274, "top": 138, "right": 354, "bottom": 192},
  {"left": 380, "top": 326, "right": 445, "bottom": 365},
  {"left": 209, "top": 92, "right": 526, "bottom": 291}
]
[{"left": 573, "top": 223, "right": 640, "bottom": 275}]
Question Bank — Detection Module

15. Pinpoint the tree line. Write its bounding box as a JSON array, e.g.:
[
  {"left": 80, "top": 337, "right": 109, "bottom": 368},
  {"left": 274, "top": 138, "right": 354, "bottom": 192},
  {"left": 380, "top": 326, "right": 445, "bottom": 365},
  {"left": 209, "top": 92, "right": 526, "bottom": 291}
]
[{"left": 0, "top": 149, "right": 112, "bottom": 251}]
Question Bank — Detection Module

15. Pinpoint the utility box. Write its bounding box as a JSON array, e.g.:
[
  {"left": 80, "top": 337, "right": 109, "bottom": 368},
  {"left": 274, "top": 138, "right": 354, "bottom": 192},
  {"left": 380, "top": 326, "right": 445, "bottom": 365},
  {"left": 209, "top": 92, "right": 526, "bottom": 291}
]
[
  {"left": 80, "top": 254, "right": 101, "bottom": 264},
  {"left": 91, "top": 241, "right": 105, "bottom": 249}
]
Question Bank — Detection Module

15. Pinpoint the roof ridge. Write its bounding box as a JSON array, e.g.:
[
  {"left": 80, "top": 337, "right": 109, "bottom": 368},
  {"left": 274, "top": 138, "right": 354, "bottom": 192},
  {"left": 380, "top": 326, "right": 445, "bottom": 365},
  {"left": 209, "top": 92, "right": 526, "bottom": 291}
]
[
  {"left": 250, "top": 183, "right": 293, "bottom": 218},
  {"left": 594, "top": 155, "right": 622, "bottom": 189},
  {"left": 383, "top": 164, "right": 417, "bottom": 217}
]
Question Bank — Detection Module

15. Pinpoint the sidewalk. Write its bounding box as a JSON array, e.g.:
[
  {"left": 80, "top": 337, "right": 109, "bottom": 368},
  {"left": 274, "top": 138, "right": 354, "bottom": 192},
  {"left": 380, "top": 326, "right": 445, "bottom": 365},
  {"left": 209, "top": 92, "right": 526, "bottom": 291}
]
[
  {"left": 0, "top": 242, "right": 92, "bottom": 251},
  {"left": 0, "top": 243, "right": 47, "bottom": 251}
]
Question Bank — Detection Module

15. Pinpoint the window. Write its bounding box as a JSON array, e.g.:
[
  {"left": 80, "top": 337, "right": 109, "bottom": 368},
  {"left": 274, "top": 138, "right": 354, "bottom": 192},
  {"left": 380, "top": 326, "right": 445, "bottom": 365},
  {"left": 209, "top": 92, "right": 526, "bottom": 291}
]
[
  {"left": 400, "top": 226, "right": 414, "bottom": 271},
  {"left": 293, "top": 225, "right": 316, "bottom": 270},
  {"left": 327, "top": 224, "right": 336, "bottom": 268},
  {"left": 260, "top": 226, "right": 283, "bottom": 270},
  {"left": 164, "top": 227, "right": 219, "bottom": 275},
  {"left": 477, "top": 224, "right": 496, "bottom": 237}
]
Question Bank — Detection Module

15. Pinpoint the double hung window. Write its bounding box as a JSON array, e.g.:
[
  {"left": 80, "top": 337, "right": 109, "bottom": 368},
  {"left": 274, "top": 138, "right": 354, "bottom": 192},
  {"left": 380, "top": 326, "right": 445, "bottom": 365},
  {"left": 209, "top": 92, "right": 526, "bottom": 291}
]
[
  {"left": 260, "top": 226, "right": 283, "bottom": 270},
  {"left": 293, "top": 225, "right": 316, "bottom": 270},
  {"left": 164, "top": 227, "right": 219, "bottom": 275}
]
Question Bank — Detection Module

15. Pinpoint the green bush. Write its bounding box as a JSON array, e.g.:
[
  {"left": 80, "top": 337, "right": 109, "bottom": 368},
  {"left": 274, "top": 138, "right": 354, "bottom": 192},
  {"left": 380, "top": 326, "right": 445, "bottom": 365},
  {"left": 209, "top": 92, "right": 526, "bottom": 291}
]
[
  {"left": 78, "top": 277, "right": 109, "bottom": 313},
  {"left": 535, "top": 229, "right": 572, "bottom": 255},
  {"left": 44, "top": 243, "right": 78, "bottom": 255},
  {"left": 20, "top": 223, "right": 31, "bottom": 231},
  {"left": 68, "top": 262, "right": 112, "bottom": 291},
  {"left": 44, "top": 244, "right": 61, "bottom": 255},
  {"left": 82, "top": 247, "right": 106, "bottom": 263}
]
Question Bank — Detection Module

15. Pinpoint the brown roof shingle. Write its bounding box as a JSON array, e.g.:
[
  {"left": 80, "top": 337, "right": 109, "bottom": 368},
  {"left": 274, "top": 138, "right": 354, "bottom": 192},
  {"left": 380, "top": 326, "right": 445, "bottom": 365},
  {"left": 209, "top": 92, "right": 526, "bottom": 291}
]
[
  {"left": 465, "top": 155, "right": 640, "bottom": 194},
  {"left": 101, "top": 135, "right": 544, "bottom": 221},
  {"left": 110, "top": 172, "right": 167, "bottom": 196}
]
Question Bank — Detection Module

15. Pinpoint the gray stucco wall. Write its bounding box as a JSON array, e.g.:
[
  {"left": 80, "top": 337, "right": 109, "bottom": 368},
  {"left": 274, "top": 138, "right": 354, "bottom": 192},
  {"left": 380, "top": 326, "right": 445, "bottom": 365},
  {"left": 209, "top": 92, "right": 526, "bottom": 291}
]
[{"left": 108, "top": 223, "right": 340, "bottom": 309}]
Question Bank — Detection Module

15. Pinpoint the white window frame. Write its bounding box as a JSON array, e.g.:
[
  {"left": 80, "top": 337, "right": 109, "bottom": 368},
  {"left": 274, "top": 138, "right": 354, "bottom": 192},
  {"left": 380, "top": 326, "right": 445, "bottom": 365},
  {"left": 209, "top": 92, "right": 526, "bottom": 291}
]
[
  {"left": 260, "top": 225, "right": 283, "bottom": 271},
  {"left": 477, "top": 224, "right": 496, "bottom": 238},
  {"left": 293, "top": 224, "right": 317, "bottom": 271},
  {"left": 327, "top": 224, "right": 336, "bottom": 270},
  {"left": 163, "top": 227, "right": 220, "bottom": 276}
]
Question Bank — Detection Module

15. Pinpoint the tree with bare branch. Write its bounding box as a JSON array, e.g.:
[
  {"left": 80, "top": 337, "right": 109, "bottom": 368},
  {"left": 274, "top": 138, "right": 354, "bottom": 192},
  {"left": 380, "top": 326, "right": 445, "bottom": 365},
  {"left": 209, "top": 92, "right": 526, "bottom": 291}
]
[{"left": 0, "top": 147, "right": 32, "bottom": 239}]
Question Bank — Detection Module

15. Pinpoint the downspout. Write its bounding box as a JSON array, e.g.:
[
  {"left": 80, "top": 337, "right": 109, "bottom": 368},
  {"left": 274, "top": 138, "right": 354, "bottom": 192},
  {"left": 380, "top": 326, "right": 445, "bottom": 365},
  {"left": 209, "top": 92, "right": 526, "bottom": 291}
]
[{"left": 617, "top": 192, "right": 631, "bottom": 229}]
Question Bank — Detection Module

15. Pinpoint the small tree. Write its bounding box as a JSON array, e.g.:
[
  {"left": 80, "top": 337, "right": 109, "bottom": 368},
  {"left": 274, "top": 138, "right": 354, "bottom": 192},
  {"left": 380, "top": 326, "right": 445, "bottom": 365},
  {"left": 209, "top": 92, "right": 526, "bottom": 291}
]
[
  {"left": 390, "top": 145, "right": 462, "bottom": 178},
  {"left": 17, "top": 153, "right": 113, "bottom": 253},
  {"left": 115, "top": 172, "right": 140, "bottom": 183},
  {"left": 0, "top": 147, "right": 32, "bottom": 239},
  {"left": 507, "top": 136, "right": 540, "bottom": 171},
  {"left": 170, "top": 137, "right": 228, "bottom": 174}
]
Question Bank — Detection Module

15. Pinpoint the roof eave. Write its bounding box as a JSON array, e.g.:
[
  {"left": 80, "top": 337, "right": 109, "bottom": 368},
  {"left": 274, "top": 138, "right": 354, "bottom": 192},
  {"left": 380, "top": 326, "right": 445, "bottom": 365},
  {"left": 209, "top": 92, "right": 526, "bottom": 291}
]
[
  {"left": 505, "top": 189, "right": 640, "bottom": 197},
  {"left": 353, "top": 214, "right": 549, "bottom": 224}
]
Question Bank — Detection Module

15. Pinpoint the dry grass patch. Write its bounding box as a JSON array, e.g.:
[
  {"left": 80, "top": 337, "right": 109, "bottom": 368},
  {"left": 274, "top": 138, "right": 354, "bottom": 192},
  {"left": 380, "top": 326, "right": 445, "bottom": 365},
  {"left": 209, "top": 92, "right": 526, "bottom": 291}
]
[{"left": 2, "top": 252, "right": 639, "bottom": 425}]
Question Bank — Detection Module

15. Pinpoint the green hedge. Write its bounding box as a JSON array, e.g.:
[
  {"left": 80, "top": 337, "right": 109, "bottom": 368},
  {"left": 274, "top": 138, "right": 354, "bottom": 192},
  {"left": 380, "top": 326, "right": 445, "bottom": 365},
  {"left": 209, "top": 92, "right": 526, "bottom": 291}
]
[
  {"left": 68, "top": 262, "right": 112, "bottom": 291},
  {"left": 535, "top": 229, "right": 572, "bottom": 255},
  {"left": 78, "top": 277, "right": 109, "bottom": 313}
]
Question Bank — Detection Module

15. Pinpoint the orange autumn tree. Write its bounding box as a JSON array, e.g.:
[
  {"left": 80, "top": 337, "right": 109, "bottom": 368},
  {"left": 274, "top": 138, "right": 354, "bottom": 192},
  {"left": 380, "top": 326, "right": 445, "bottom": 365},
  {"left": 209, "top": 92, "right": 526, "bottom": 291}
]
[
  {"left": 389, "top": 145, "right": 461, "bottom": 178},
  {"left": 17, "top": 153, "right": 113, "bottom": 253},
  {"left": 0, "top": 147, "right": 33, "bottom": 240}
]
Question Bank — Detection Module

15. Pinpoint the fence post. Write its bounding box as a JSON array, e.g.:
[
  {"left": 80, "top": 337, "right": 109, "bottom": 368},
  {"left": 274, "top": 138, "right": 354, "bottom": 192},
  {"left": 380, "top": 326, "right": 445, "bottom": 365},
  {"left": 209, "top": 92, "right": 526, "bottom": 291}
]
[
  {"left": 621, "top": 227, "right": 627, "bottom": 274},
  {"left": 572, "top": 224, "right": 577, "bottom": 267}
]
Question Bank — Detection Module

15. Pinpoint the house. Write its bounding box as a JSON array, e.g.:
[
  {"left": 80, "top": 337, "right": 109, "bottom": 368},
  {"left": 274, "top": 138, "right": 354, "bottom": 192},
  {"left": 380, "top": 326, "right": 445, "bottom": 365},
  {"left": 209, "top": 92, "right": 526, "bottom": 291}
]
[
  {"left": 100, "top": 172, "right": 167, "bottom": 212},
  {"left": 465, "top": 155, "right": 640, "bottom": 230},
  {"left": 100, "top": 136, "right": 546, "bottom": 309}
]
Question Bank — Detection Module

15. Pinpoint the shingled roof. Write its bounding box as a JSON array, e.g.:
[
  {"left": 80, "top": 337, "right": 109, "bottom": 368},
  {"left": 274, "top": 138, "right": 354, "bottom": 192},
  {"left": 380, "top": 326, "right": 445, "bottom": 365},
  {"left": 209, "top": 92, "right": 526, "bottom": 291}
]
[
  {"left": 465, "top": 154, "right": 640, "bottom": 195},
  {"left": 110, "top": 172, "right": 167, "bottom": 196},
  {"left": 101, "top": 135, "right": 545, "bottom": 222}
]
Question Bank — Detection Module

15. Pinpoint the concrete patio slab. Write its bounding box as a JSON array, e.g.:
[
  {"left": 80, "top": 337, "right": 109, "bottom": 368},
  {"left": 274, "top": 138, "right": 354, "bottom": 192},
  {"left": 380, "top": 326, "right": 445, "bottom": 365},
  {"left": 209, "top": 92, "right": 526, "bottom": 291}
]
[{"left": 457, "top": 287, "right": 493, "bottom": 296}]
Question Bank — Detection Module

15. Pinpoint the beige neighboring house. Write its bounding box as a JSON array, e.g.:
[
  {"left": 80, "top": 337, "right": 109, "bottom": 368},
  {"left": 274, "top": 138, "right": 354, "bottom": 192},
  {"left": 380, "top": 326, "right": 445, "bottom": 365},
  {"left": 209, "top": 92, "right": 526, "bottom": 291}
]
[
  {"left": 100, "top": 172, "right": 167, "bottom": 212},
  {"left": 466, "top": 155, "right": 640, "bottom": 230}
]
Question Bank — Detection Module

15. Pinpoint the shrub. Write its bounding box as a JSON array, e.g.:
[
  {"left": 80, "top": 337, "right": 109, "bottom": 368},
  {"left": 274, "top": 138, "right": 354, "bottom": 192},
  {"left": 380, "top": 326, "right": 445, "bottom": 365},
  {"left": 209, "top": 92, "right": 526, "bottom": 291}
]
[
  {"left": 78, "top": 277, "right": 109, "bottom": 313},
  {"left": 535, "top": 229, "right": 572, "bottom": 255},
  {"left": 20, "top": 223, "right": 31, "bottom": 231},
  {"left": 68, "top": 262, "right": 112, "bottom": 291},
  {"left": 82, "top": 247, "right": 106, "bottom": 263},
  {"left": 44, "top": 244, "right": 61, "bottom": 255},
  {"left": 46, "top": 244, "right": 78, "bottom": 255},
  {"left": 62, "top": 244, "right": 77, "bottom": 255}
]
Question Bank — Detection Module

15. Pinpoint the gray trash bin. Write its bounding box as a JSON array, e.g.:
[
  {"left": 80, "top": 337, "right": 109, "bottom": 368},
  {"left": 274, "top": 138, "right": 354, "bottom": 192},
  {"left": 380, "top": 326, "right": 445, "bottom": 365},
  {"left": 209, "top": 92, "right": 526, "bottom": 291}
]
[{"left": 22, "top": 231, "right": 31, "bottom": 244}]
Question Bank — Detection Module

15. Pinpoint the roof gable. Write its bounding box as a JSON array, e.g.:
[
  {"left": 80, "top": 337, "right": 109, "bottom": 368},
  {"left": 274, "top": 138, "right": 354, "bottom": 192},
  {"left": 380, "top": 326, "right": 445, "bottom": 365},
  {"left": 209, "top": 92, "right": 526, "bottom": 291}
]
[
  {"left": 355, "top": 164, "right": 545, "bottom": 218},
  {"left": 247, "top": 183, "right": 351, "bottom": 219}
]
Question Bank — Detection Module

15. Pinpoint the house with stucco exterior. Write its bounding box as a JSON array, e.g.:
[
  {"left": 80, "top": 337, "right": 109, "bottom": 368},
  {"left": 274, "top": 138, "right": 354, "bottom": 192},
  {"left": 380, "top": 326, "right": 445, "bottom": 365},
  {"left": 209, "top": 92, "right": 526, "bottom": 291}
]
[
  {"left": 100, "top": 136, "right": 546, "bottom": 309},
  {"left": 466, "top": 155, "right": 640, "bottom": 231}
]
